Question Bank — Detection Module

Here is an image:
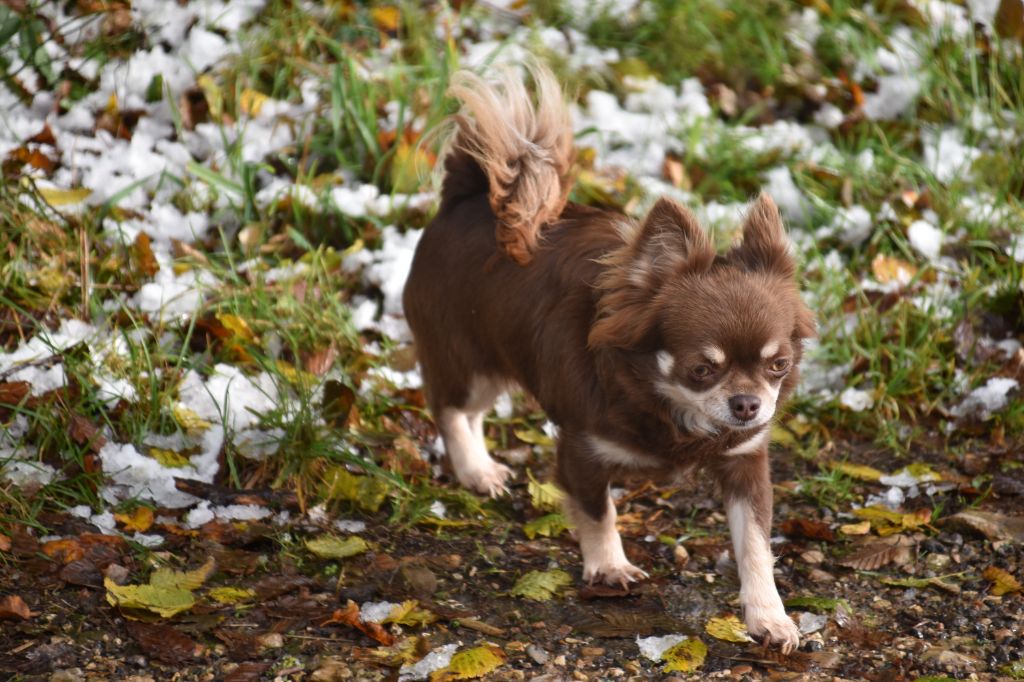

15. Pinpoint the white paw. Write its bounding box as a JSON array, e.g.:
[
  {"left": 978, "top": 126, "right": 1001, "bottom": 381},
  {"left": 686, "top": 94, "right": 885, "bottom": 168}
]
[
  {"left": 744, "top": 604, "right": 800, "bottom": 654},
  {"left": 582, "top": 559, "right": 648, "bottom": 589},
  {"left": 457, "top": 461, "right": 512, "bottom": 498}
]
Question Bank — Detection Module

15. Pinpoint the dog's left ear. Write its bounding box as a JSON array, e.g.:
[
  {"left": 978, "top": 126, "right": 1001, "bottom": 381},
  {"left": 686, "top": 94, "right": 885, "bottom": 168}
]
[{"left": 730, "top": 193, "right": 795, "bottom": 278}]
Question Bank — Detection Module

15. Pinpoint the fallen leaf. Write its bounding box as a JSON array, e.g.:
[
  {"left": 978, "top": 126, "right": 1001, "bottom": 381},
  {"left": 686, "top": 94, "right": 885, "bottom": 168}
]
[
  {"left": 133, "top": 232, "right": 160, "bottom": 277},
  {"left": 0, "top": 534, "right": 10, "bottom": 552},
  {"left": 149, "top": 447, "right": 191, "bottom": 468},
  {"left": 984, "top": 566, "right": 1023, "bottom": 596},
  {"left": 383, "top": 600, "right": 437, "bottom": 627},
  {"left": 662, "top": 638, "right": 707, "bottom": 673},
  {"left": 784, "top": 595, "right": 853, "bottom": 615},
  {"left": 781, "top": 518, "right": 836, "bottom": 542},
  {"left": 840, "top": 535, "right": 915, "bottom": 570},
  {"left": 853, "top": 506, "right": 933, "bottom": 536},
  {"left": 881, "top": 573, "right": 963, "bottom": 593},
  {"left": 527, "top": 469, "right": 563, "bottom": 512},
  {"left": 839, "top": 520, "right": 872, "bottom": 536},
  {"left": 306, "top": 535, "right": 369, "bottom": 560},
  {"left": 208, "top": 587, "right": 257, "bottom": 604},
  {"left": 126, "top": 620, "right": 202, "bottom": 663},
  {"left": 216, "top": 312, "right": 257, "bottom": 344},
  {"left": 323, "top": 600, "right": 395, "bottom": 646},
  {"left": 946, "top": 510, "right": 1024, "bottom": 542},
  {"left": 523, "top": 512, "right": 572, "bottom": 539},
  {"left": 831, "top": 461, "right": 883, "bottom": 482},
  {"left": 872, "top": 253, "right": 917, "bottom": 284},
  {"left": 238, "top": 88, "right": 268, "bottom": 116},
  {"left": 0, "top": 381, "right": 30, "bottom": 406},
  {"left": 114, "top": 506, "right": 154, "bottom": 533},
  {"left": 515, "top": 428, "right": 555, "bottom": 448},
  {"left": 105, "top": 578, "right": 196, "bottom": 618},
  {"left": 430, "top": 645, "right": 506, "bottom": 681},
  {"left": 705, "top": 614, "right": 753, "bottom": 643},
  {"left": 996, "top": 0, "right": 1024, "bottom": 41},
  {"left": 321, "top": 466, "right": 389, "bottom": 512},
  {"left": 509, "top": 569, "right": 572, "bottom": 602},
  {"left": 0, "top": 595, "right": 31, "bottom": 620},
  {"left": 370, "top": 6, "right": 401, "bottom": 32},
  {"left": 172, "top": 404, "right": 212, "bottom": 434}
]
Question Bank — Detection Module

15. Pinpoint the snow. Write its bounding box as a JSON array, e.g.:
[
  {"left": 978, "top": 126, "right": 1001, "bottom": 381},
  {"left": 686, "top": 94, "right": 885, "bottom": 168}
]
[
  {"left": 863, "top": 76, "right": 921, "bottom": 121},
  {"left": 907, "top": 220, "right": 944, "bottom": 261},
  {"left": 636, "top": 634, "right": 689, "bottom": 661},
  {"left": 839, "top": 387, "right": 874, "bottom": 412},
  {"left": 799, "top": 612, "right": 829, "bottom": 635},
  {"left": 398, "top": 643, "right": 458, "bottom": 681},
  {"left": 178, "top": 364, "right": 279, "bottom": 432},
  {"left": 763, "top": 166, "right": 809, "bottom": 225},
  {"left": 360, "top": 601, "right": 397, "bottom": 624},
  {"left": 1, "top": 460, "right": 57, "bottom": 488},
  {"left": 951, "top": 377, "right": 1019, "bottom": 420},
  {"left": 924, "top": 128, "right": 980, "bottom": 183},
  {"left": 826, "top": 205, "right": 874, "bottom": 246}
]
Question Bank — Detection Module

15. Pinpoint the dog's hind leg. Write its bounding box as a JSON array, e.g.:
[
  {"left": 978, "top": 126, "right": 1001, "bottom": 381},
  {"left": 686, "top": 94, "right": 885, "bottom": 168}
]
[{"left": 436, "top": 376, "right": 512, "bottom": 498}]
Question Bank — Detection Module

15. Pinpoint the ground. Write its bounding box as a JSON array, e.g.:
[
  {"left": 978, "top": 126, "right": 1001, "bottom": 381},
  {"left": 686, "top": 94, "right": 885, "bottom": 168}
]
[{"left": 1, "top": 1, "right": 1024, "bottom": 680}]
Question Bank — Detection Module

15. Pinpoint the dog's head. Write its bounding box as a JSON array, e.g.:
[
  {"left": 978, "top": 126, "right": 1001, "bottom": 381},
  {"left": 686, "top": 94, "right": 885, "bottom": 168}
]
[{"left": 589, "top": 194, "right": 816, "bottom": 435}]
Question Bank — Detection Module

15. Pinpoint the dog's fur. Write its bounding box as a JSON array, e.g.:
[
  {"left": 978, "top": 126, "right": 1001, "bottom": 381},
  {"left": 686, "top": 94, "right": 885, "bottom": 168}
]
[{"left": 403, "top": 65, "right": 815, "bottom": 652}]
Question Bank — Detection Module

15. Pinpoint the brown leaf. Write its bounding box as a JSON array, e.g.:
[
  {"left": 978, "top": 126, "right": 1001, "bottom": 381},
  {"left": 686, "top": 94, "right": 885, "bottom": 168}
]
[
  {"left": 839, "top": 535, "right": 915, "bottom": 570},
  {"left": 223, "top": 662, "right": 273, "bottom": 682},
  {"left": 0, "top": 534, "right": 10, "bottom": 552},
  {"left": 983, "top": 566, "right": 1023, "bottom": 596},
  {"left": 126, "top": 621, "right": 203, "bottom": 663},
  {"left": 945, "top": 510, "right": 1024, "bottom": 542},
  {"left": 42, "top": 533, "right": 126, "bottom": 565},
  {"left": 321, "top": 379, "right": 357, "bottom": 429},
  {"left": 996, "top": 0, "right": 1024, "bottom": 41},
  {"left": 133, "top": 232, "right": 160, "bottom": 277},
  {"left": 572, "top": 610, "right": 692, "bottom": 638},
  {"left": 0, "top": 381, "right": 30, "bottom": 406},
  {"left": 871, "top": 253, "right": 917, "bottom": 285},
  {"left": 60, "top": 559, "right": 103, "bottom": 587},
  {"left": 780, "top": 518, "right": 836, "bottom": 542},
  {"left": 304, "top": 344, "right": 339, "bottom": 376},
  {"left": 0, "top": 595, "right": 32, "bottom": 620},
  {"left": 323, "top": 600, "right": 395, "bottom": 645},
  {"left": 68, "top": 413, "right": 107, "bottom": 453}
]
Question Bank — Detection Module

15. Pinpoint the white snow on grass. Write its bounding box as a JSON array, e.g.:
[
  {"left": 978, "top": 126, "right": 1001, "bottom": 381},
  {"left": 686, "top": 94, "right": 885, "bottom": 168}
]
[
  {"left": 839, "top": 387, "right": 874, "bottom": 412},
  {"left": 951, "top": 377, "right": 1019, "bottom": 421}
]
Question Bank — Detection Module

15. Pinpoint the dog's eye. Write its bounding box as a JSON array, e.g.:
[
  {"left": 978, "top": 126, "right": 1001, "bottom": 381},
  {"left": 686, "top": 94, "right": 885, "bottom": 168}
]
[
  {"left": 691, "top": 365, "right": 713, "bottom": 379},
  {"left": 769, "top": 358, "right": 790, "bottom": 373}
]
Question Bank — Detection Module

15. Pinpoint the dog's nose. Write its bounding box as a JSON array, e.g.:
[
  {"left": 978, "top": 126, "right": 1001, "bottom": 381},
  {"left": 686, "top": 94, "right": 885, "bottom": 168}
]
[{"left": 729, "top": 394, "right": 761, "bottom": 421}]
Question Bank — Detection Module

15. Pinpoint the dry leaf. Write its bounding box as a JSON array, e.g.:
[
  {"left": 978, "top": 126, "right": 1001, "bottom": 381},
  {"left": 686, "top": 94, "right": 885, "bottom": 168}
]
[
  {"left": 114, "top": 506, "right": 154, "bottom": 533},
  {"left": 872, "top": 253, "right": 917, "bottom": 285},
  {"left": 831, "top": 461, "right": 883, "bottom": 482},
  {"left": 430, "top": 645, "right": 506, "bottom": 681},
  {"left": 705, "top": 614, "right": 753, "bottom": 643},
  {"left": 126, "top": 620, "right": 202, "bottom": 663},
  {"left": 983, "top": 566, "right": 1023, "bottom": 596},
  {"left": 509, "top": 569, "right": 572, "bottom": 602},
  {"left": 133, "top": 232, "right": 160, "bottom": 277},
  {"left": 839, "top": 520, "right": 872, "bottom": 536},
  {"left": 662, "top": 638, "right": 707, "bottom": 673},
  {"left": 840, "top": 535, "right": 915, "bottom": 570},
  {"left": 0, "top": 595, "right": 32, "bottom": 620},
  {"left": 323, "top": 600, "right": 395, "bottom": 646},
  {"left": 781, "top": 518, "right": 836, "bottom": 542}
]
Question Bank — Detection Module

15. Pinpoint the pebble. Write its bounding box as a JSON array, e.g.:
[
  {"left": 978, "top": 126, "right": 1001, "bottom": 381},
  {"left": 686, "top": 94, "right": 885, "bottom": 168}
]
[
  {"left": 801, "top": 549, "right": 824, "bottom": 564},
  {"left": 674, "top": 544, "right": 690, "bottom": 568},
  {"left": 732, "top": 665, "right": 752, "bottom": 675},
  {"left": 527, "top": 644, "right": 549, "bottom": 665},
  {"left": 49, "top": 671, "right": 84, "bottom": 682},
  {"left": 581, "top": 647, "right": 605, "bottom": 657},
  {"left": 553, "top": 655, "right": 566, "bottom": 666}
]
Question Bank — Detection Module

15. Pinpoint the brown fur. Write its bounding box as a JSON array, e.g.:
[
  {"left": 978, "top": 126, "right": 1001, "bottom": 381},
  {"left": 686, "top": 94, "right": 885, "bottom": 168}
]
[{"left": 404, "top": 66, "right": 815, "bottom": 649}]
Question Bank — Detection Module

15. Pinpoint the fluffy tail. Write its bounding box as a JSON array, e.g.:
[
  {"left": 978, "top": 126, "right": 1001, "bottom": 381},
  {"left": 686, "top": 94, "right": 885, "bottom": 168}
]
[{"left": 441, "top": 63, "right": 574, "bottom": 265}]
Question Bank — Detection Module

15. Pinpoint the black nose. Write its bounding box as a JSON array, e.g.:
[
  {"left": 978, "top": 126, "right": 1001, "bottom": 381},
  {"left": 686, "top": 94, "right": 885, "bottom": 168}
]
[{"left": 729, "top": 394, "right": 761, "bottom": 421}]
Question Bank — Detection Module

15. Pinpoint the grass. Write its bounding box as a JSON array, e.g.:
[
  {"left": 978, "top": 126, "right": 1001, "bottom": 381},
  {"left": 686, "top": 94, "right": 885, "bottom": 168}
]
[{"left": 0, "top": 0, "right": 1022, "bottom": 533}]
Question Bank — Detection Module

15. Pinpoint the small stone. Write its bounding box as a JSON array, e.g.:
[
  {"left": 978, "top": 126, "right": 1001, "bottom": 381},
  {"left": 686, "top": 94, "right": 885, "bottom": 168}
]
[
  {"left": 257, "top": 633, "right": 283, "bottom": 649},
  {"left": 674, "top": 544, "right": 689, "bottom": 568},
  {"left": 732, "top": 665, "right": 753, "bottom": 675},
  {"left": 800, "top": 549, "right": 824, "bottom": 564},
  {"left": 808, "top": 568, "right": 836, "bottom": 583},
  {"left": 49, "top": 671, "right": 84, "bottom": 682},
  {"left": 994, "top": 628, "right": 1014, "bottom": 641},
  {"left": 553, "top": 655, "right": 566, "bottom": 666},
  {"left": 527, "top": 644, "right": 549, "bottom": 665},
  {"left": 925, "top": 553, "right": 951, "bottom": 572},
  {"left": 484, "top": 545, "right": 506, "bottom": 562},
  {"left": 572, "top": 673, "right": 588, "bottom": 681},
  {"left": 581, "top": 647, "right": 604, "bottom": 657}
]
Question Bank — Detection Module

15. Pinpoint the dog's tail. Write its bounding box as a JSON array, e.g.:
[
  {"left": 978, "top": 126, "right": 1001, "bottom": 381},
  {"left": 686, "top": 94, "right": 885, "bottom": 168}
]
[{"left": 440, "top": 63, "right": 574, "bottom": 265}]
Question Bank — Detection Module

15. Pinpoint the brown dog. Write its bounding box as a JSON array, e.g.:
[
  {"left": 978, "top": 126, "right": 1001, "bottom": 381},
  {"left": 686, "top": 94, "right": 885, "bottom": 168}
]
[{"left": 403, "top": 65, "right": 815, "bottom": 651}]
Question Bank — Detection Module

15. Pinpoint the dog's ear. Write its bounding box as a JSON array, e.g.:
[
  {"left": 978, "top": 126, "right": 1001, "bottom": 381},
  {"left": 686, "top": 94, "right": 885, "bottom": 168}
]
[
  {"left": 730, "top": 193, "right": 795, "bottom": 277},
  {"left": 631, "top": 198, "right": 715, "bottom": 286},
  {"left": 588, "top": 198, "right": 713, "bottom": 349},
  {"left": 794, "top": 301, "right": 817, "bottom": 340}
]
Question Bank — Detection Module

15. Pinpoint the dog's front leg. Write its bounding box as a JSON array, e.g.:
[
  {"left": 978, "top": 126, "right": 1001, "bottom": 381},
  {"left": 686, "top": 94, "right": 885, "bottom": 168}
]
[
  {"left": 557, "top": 432, "right": 647, "bottom": 588},
  {"left": 713, "top": 450, "right": 800, "bottom": 653}
]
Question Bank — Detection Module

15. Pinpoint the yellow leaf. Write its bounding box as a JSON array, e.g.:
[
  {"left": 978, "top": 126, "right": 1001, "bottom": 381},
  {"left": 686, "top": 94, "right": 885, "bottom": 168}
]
[
  {"left": 38, "top": 187, "right": 91, "bottom": 206},
  {"left": 370, "top": 6, "right": 401, "bottom": 32},
  {"left": 704, "top": 614, "right": 753, "bottom": 643},
  {"left": 839, "top": 520, "right": 872, "bottom": 536},
  {"left": 984, "top": 566, "right": 1023, "bottom": 596},
  {"left": 514, "top": 428, "right": 555, "bottom": 448},
  {"left": 105, "top": 578, "right": 195, "bottom": 618},
  {"left": 114, "top": 507, "right": 154, "bottom": 533},
  {"left": 208, "top": 587, "right": 256, "bottom": 604},
  {"left": 430, "top": 645, "right": 506, "bottom": 681},
  {"left": 662, "top": 638, "right": 707, "bottom": 673},
  {"left": 197, "top": 74, "right": 223, "bottom": 119},
  {"left": 509, "top": 569, "right": 572, "bottom": 602},
  {"left": 238, "top": 88, "right": 269, "bottom": 116},
  {"left": 216, "top": 313, "right": 257, "bottom": 343},
  {"left": 172, "top": 404, "right": 212, "bottom": 434},
  {"left": 275, "top": 359, "right": 316, "bottom": 386},
  {"left": 831, "top": 461, "right": 883, "bottom": 482},
  {"left": 390, "top": 140, "right": 434, "bottom": 194},
  {"left": 305, "top": 535, "right": 369, "bottom": 560},
  {"left": 321, "top": 465, "right": 389, "bottom": 513},
  {"left": 523, "top": 512, "right": 572, "bottom": 539},
  {"left": 150, "top": 557, "right": 216, "bottom": 591},
  {"left": 149, "top": 447, "right": 191, "bottom": 468},
  {"left": 872, "top": 253, "right": 917, "bottom": 285},
  {"left": 383, "top": 600, "right": 437, "bottom": 627},
  {"left": 526, "top": 469, "right": 563, "bottom": 512}
]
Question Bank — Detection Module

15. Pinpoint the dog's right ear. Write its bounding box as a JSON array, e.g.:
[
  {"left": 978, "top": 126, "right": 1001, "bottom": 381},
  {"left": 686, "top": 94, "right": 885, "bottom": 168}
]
[{"left": 589, "top": 198, "right": 714, "bottom": 349}]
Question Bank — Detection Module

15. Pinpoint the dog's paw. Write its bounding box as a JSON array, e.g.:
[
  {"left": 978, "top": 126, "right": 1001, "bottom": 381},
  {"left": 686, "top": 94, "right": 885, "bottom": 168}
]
[
  {"left": 583, "top": 559, "right": 648, "bottom": 589},
  {"left": 744, "top": 604, "right": 800, "bottom": 654},
  {"left": 457, "top": 461, "right": 512, "bottom": 498}
]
